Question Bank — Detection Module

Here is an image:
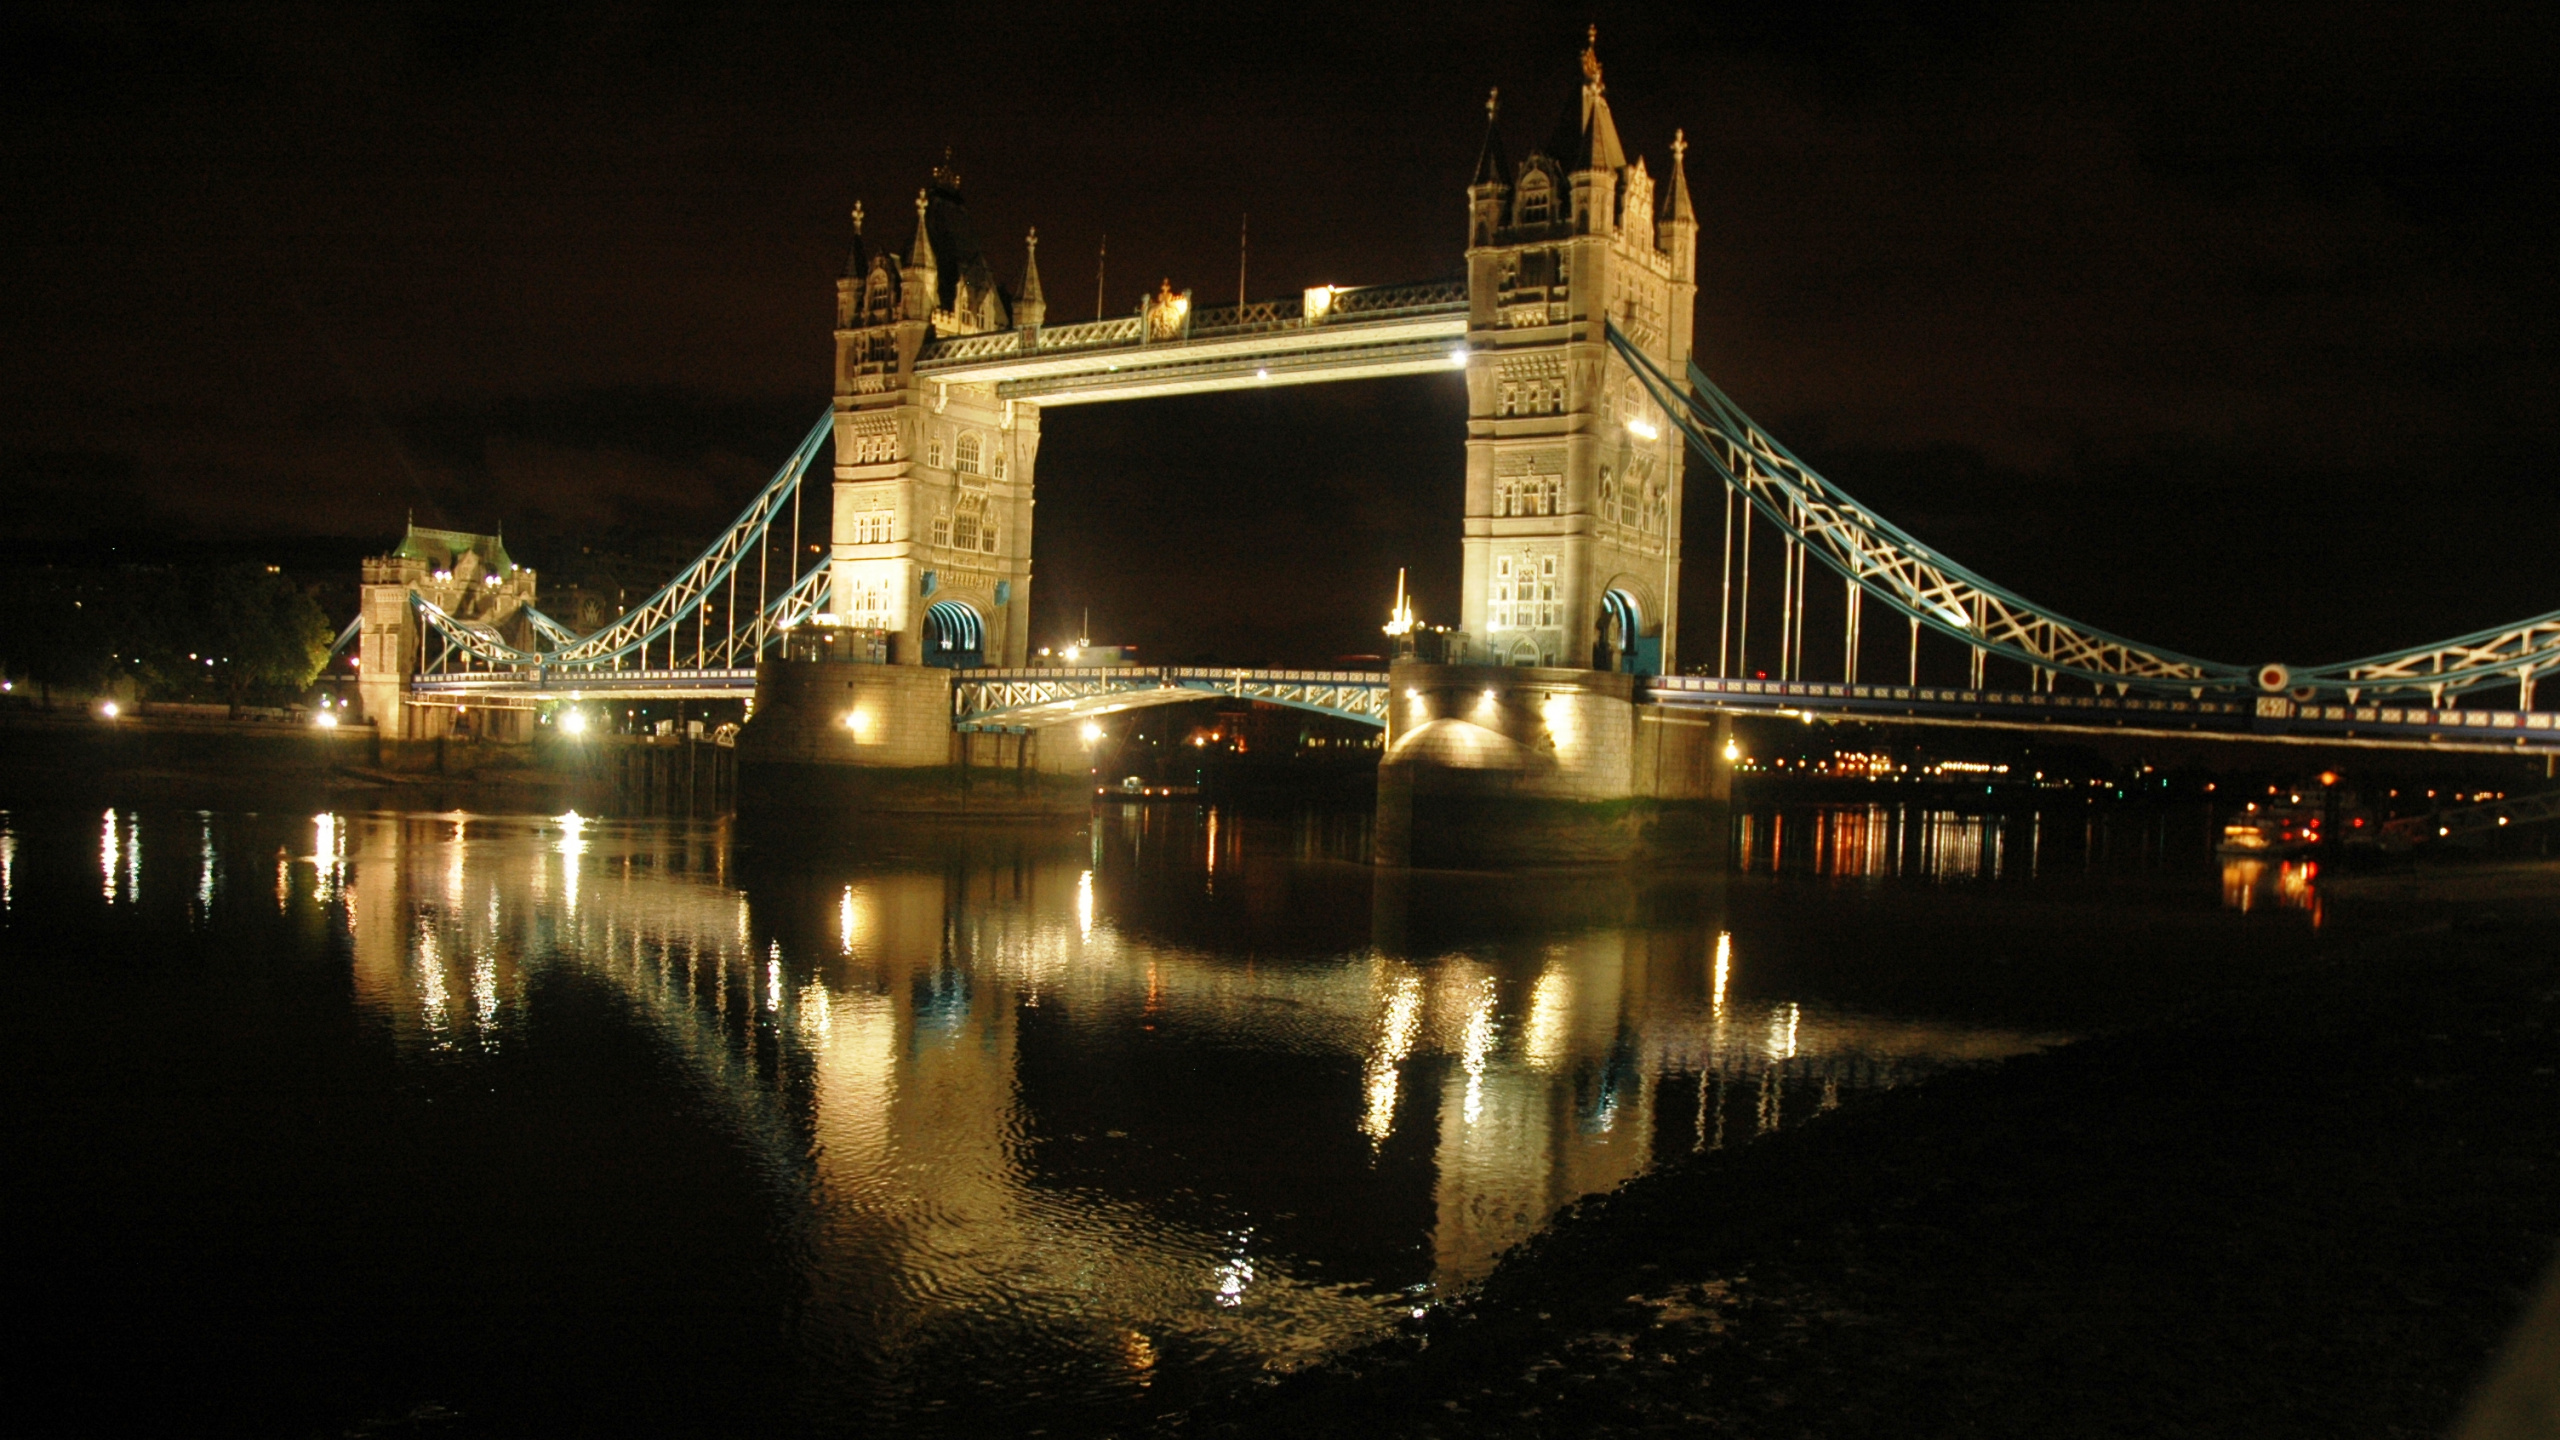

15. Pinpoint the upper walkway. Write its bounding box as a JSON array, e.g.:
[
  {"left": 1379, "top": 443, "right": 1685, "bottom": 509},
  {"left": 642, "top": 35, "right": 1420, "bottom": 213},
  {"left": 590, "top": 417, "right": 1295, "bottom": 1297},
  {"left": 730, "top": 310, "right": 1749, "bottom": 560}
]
[{"left": 910, "top": 280, "right": 1469, "bottom": 406}]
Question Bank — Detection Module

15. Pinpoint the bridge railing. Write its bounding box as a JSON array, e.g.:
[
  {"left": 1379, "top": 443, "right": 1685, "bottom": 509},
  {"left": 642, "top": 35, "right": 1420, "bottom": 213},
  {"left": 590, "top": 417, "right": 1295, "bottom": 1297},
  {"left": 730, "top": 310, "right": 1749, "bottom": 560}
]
[{"left": 952, "top": 666, "right": 1391, "bottom": 727}]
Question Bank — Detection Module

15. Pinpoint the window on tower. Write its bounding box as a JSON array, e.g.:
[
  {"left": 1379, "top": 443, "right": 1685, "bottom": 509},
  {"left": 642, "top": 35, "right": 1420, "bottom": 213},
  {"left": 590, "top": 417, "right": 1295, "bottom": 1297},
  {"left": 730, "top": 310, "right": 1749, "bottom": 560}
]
[
  {"left": 955, "top": 432, "right": 982, "bottom": 475},
  {"left": 1518, "top": 173, "right": 1554, "bottom": 226}
]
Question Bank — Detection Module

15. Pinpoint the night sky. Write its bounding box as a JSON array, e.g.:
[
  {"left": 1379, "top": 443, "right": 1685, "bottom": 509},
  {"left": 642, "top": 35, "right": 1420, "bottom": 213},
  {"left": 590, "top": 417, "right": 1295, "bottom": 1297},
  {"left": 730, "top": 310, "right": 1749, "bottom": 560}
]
[{"left": 5, "top": 2, "right": 2555, "bottom": 669}]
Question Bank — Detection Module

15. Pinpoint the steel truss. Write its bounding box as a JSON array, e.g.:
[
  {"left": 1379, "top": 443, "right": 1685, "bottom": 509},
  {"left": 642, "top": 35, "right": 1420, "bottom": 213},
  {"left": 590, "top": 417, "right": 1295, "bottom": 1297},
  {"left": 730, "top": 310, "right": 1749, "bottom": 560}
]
[
  {"left": 1612, "top": 326, "right": 2245, "bottom": 693},
  {"left": 953, "top": 667, "right": 1390, "bottom": 728},
  {"left": 1623, "top": 325, "right": 2560, "bottom": 704},
  {"left": 2295, "top": 611, "right": 2560, "bottom": 708},
  {"left": 409, "top": 412, "right": 833, "bottom": 687}
]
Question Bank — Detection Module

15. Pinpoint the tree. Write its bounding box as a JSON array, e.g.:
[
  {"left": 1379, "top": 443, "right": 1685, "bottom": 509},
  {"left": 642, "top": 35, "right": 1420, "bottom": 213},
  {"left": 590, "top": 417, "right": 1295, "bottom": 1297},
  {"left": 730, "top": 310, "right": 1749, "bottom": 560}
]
[
  {"left": 0, "top": 567, "right": 114, "bottom": 708},
  {"left": 186, "top": 567, "right": 334, "bottom": 714}
]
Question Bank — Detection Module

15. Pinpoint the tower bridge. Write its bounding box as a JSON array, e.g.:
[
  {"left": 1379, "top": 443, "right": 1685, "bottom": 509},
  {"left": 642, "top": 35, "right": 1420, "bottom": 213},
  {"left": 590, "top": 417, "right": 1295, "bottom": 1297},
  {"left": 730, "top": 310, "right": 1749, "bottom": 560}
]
[{"left": 352, "top": 33, "right": 2560, "bottom": 799}]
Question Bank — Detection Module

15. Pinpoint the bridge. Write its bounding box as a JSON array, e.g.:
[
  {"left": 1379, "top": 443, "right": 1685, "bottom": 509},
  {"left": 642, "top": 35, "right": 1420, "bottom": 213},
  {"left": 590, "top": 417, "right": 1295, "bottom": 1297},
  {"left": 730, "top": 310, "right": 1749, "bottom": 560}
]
[{"left": 347, "top": 33, "right": 2560, "bottom": 769}]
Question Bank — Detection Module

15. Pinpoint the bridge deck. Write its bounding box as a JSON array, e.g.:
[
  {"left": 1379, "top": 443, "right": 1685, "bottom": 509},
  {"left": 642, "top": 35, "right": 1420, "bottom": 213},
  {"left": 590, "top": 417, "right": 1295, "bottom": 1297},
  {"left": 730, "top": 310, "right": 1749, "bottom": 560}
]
[
  {"left": 1649, "top": 676, "right": 2560, "bottom": 755},
  {"left": 399, "top": 664, "right": 2559, "bottom": 753}
]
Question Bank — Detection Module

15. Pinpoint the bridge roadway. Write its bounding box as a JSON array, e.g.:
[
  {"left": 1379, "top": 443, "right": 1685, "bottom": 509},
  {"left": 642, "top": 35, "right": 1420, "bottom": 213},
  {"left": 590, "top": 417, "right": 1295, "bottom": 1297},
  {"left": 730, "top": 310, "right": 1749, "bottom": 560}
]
[{"left": 408, "top": 662, "right": 2560, "bottom": 754}]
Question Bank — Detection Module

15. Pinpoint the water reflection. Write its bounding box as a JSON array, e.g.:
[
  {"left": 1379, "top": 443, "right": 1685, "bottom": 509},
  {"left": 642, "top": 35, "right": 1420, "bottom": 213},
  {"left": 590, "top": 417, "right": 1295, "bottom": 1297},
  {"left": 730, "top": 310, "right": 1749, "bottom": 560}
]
[
  {"left": 1737, "top": 802, "right": 2219, "bottom": 885},
  {"left": 2222, "top": 857, "right": 2323, "bottom": 925},
  {"left": 22, "top": 805, "right": 2080, "bottom": 1434}
]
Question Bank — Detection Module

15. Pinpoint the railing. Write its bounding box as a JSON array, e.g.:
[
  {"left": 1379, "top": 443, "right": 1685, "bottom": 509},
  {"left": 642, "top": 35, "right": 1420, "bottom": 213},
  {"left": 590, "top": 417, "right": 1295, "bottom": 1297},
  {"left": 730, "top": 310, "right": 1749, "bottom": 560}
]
[
  {"left": 953, "top": 666, "right": 1392, "bottom": 727},
  {"left": 1646, "top": 675, "right": 2560, "bottom": 752}
]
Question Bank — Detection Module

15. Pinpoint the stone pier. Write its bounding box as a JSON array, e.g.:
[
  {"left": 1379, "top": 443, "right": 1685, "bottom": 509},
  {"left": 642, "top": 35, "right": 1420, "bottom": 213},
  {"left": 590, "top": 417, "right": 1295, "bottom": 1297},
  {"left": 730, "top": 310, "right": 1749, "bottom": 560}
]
[
  {"left": 734, "top": 656, "right": 1089, "bottom": 814},
  {"left": 1373, "top": 661, "right": 1731, "bottom": 867}
]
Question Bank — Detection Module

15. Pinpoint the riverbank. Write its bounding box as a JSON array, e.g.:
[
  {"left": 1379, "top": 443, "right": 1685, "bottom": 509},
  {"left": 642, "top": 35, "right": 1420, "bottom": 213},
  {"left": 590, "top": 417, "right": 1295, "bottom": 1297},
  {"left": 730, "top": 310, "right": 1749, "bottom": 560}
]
[{"left": 1179, "top": 860, "right": 2560, "bottom": 1439}]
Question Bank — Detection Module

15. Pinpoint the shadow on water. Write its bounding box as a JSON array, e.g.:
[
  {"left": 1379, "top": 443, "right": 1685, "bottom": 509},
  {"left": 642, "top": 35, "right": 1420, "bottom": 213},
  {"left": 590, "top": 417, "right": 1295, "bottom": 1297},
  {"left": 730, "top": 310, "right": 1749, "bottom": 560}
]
[{"left": 0, "top": 797, "right": 2323, "bottom": 1437}]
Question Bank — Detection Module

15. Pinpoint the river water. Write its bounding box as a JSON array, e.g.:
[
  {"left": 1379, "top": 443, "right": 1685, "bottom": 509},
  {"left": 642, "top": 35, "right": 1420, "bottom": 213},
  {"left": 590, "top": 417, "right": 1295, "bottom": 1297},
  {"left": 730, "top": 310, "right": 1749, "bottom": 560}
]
[{"left": 0, "top": 799, "right": 2321, "bottom": 1436}]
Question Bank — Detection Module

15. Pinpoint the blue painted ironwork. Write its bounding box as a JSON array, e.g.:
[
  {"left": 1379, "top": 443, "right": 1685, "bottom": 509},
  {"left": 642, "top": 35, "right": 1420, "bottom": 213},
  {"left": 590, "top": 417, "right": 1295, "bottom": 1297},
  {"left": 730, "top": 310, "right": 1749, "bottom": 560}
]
[
  {"left": 953, "top": 667, "right": 1390, "bottom": 728},
  {"left": 1611, "top": 324, "right": 2246, "bottom": 693},
  {"left": 406, "top": 413, "right": 833, "bottom": 685}
]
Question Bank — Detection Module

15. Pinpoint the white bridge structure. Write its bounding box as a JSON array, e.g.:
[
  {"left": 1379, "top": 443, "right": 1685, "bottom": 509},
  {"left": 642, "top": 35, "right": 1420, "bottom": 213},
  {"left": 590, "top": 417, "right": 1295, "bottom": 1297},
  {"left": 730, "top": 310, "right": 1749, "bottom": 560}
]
[{"left": 350, "top": 34, "right": 2560, "bottom": 761}]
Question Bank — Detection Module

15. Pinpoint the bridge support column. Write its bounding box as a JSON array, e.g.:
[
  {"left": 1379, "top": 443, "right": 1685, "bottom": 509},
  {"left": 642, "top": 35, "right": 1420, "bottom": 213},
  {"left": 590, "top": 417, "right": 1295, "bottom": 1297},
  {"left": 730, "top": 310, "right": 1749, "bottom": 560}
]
[
  {"left": 734, "top": 657, "right": 1085, "bottom": 814},
  {"left": 1372, "top": 661, "right": 1729, "bottom": 867}
]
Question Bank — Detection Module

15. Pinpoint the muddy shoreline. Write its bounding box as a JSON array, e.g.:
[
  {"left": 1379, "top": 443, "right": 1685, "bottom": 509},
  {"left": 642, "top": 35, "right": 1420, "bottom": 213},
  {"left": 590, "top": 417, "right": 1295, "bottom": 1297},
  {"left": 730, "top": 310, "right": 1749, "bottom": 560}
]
[{"left": 1174, "top": 865, "right": 2560, "bottom": 1439}]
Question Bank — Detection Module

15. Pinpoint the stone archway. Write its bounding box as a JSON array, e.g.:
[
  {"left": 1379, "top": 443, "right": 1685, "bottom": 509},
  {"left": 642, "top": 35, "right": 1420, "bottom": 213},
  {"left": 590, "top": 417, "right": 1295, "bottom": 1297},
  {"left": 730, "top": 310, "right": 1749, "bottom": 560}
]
[{"left": 922, "top": 599, "right": 985, "bottom": 669}]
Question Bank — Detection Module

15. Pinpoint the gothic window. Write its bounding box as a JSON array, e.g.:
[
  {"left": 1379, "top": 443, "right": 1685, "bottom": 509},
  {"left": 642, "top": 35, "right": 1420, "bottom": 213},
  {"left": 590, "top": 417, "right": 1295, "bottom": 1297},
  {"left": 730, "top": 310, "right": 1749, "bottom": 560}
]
[
  {"left": 952, "top": 511, "right": 979, "bottom": 551},
  {"left": 1537, "top": 556, "right": 1557, "bottom": 627},
  {"left": 926, "top": 432, "right": 944, "bottom": 469},
  {"left": 1518, "top": 173, "right": 1554, "bottom": 226},
  {"left": 1493, "top": 556, "right": 1514, "bottom": 629},
  {"left": 955, "top": 432, "right": 982, "bottom": 475},
  {"left": 932, "top": 515, "right": 952, "bottom": 548},
  {"left": 991, "top": 442, "right": 1007, "bottom": 480}
]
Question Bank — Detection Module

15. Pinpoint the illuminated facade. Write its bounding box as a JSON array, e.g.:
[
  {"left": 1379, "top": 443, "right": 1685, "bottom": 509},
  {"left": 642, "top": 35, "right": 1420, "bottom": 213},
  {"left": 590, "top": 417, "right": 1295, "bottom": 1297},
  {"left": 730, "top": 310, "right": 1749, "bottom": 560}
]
[
  {"left": 1460, "top": 34, "right": 1697, "bottom": 673},
  {"left": 829, "top": 164, "right": 1041, "bottom": 668}
]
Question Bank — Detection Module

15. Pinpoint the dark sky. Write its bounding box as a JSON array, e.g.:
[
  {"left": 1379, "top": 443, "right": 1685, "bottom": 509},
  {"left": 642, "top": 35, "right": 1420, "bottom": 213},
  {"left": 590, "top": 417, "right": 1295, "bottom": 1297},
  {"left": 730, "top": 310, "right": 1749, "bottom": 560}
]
[{"left": 4, "top": 2, "right": 2556, "bottom": 668}]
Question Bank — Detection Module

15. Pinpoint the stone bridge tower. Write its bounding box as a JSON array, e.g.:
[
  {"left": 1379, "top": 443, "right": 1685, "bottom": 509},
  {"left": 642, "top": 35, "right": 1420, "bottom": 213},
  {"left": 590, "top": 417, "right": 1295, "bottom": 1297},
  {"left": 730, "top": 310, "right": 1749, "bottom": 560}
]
[
  {"left": 829, "top": 161, "right": 1040, "bottom": 668},
  {"left": 1459, "top": 32, "right": 1696, "bottom": 674}
]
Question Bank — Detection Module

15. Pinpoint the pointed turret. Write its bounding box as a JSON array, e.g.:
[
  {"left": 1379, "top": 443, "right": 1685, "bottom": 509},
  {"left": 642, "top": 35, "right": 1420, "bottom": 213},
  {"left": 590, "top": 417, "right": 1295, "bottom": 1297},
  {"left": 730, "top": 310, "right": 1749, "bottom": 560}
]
[
  {"left": 841, "top": 200, "right": 871, "bottom": 278},
  {"left": 1666, "top": 130, "right": 1694, "bottom": 223},
  {"left": 1471, "top": 87, "right": 1510, "bottom": 187},
  {"left": 835, "top": 202, "right": 872, "bottom": 328},
  {"left": 1016, "top": 228, "right": 1046, "bottom": 331},
  {"left": 1469, "top": 88, "right": 1512, "bottom": 248},
  {"left": 901, "top": 189, "right": 938, "bottom": 322},
  {"left": 1660, "top": 127, "right": 1698, "bottom": 282}
]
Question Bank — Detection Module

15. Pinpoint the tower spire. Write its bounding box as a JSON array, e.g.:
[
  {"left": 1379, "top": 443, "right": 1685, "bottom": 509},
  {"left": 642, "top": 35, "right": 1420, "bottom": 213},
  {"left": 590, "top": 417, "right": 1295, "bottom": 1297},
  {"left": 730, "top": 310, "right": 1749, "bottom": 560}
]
[
  {"left": 1668, "top": 128, "right": 1695, "bottom": 224},
  {"left": 902, "top": 189, "right": 939, "bottom": 322},
  {"left": 1470, "top": 87, "right": 1509, "bottom": 187},
  {"left": 1016, "top": 227, "right": 1046, "bottom": 331},
  {"left": 907, "top": 189, "right": 935, "bottom": 270}
]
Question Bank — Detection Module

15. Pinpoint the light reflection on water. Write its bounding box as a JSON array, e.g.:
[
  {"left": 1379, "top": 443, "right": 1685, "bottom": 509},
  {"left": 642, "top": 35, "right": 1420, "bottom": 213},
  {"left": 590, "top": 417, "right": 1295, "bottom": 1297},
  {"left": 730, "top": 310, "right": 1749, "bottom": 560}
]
[
  {"left": 16, "top": 803, "right": 2107, "bottom": 1435},
  {"left": 1738, "top": 802, "right": 2324, "bottom": 921}
]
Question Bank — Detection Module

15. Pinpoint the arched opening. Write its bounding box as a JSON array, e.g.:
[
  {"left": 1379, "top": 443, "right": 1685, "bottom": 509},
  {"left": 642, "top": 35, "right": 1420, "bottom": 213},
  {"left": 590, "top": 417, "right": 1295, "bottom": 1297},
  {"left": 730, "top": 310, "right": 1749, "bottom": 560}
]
[
  {"left": 923, "top": 599, "right": 984, "bottom": 669},
  {"left": 1599, "top": 589, "right": 1656, "bottom": 676}
]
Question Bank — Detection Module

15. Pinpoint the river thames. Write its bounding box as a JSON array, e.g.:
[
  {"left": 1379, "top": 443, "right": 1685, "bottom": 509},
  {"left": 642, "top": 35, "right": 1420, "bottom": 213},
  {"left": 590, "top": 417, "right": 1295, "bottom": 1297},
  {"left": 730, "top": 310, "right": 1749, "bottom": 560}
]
[{"left": 0, "top": 800, "right": 2322, "bottom": 1436}]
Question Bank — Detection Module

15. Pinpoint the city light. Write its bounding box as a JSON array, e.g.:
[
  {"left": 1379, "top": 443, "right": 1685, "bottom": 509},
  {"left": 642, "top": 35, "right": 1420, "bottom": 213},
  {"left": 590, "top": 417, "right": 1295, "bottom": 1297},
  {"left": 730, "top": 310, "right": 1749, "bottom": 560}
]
[
  {"left": 1080, "top": 721, "right": 1104, "bottom": 744},
  {"left": 559, "top": 709, "right": 589, "bottom": 736},
  {"left": 313, "top": 711, "right": 339, "bottom": 728},
  {"left": 1626, "top": 415, "right": 1659, "bottom": 440}
]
